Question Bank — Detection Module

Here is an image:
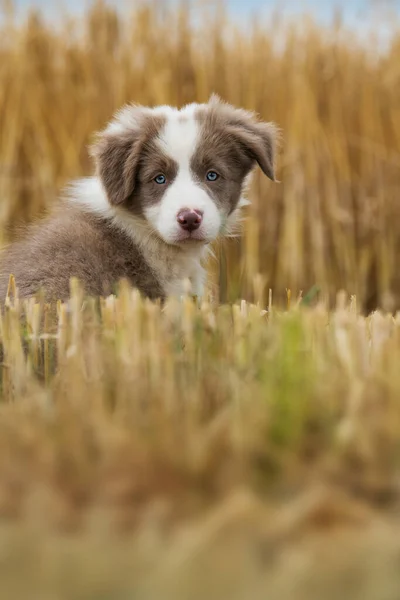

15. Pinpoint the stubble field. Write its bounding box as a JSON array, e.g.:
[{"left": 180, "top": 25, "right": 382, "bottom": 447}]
[{"left": 1, "top": 2, "right": 400, "bottom": 598}]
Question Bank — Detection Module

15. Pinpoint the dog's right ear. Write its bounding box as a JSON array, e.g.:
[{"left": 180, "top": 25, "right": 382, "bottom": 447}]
[{"left": 90, "top": 128, "right": 141, "bottom": 206}]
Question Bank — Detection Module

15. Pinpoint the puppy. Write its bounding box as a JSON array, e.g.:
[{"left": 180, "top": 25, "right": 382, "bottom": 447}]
[{"left": 0, "top": 95, "right": 278, "bottom": 303}]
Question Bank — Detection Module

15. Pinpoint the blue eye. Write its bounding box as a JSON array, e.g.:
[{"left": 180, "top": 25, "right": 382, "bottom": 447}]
[
  {"left": 206, "top": 171, "right": 219, "bottom": 182},
  {"left": 154, "top": 174, "right": 166, "bottom": 184}
]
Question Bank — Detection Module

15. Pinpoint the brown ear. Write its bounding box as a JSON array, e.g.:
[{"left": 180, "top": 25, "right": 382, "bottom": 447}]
[
  {"left": 208, "top": 95, "right": 279, "bottom": 181},
  {"left": 227, "top": 120, "right": 278, "bottom": 181},
  {"left": 90, "top": 130, "right": 141, "bottom": 206}
]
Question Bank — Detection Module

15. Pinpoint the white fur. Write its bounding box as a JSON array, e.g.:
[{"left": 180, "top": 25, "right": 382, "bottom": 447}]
[
  {"left": 145, "top": 113, "right": 222, "bottom": 245},
  {"left": 105, "top": 101, "right": 223, "bottom": 247},
  {"left": 104, "top": 105, "right": 145, "bottom": 135},
  {"left": 105, "top": 102, "right": 202, "bottom": 136},
  {"left": 67, "top": 102, "right": 251, "bottom": 299},
  {"left": 66, "top": 177, "right": 208, "bottom": 298}
]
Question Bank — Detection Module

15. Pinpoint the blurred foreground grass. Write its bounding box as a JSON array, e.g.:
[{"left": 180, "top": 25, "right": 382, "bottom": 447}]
[{"left": 0, "top": 279, "right": 400, "bottom": 597}]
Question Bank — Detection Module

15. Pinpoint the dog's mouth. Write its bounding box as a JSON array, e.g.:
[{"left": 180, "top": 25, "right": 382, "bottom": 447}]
[
  {"left": 156, "top": 224, "right": 217, "bottom": 247},
  {"left": 175, "top": 231, "right": 209, "bottom": 245}
]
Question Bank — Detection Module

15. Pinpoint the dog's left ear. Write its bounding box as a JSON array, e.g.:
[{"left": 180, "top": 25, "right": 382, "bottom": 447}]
[
  {"left": 208, "top": 95, "right": 279, "bottom": 181},
  {"left": 227, "top": 120, "right": 278, "bottom": 181}
]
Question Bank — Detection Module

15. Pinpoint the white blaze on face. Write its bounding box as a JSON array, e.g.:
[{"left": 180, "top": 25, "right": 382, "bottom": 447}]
[{"left": 144, "top": 108, "right": 222, "bottom": 246}]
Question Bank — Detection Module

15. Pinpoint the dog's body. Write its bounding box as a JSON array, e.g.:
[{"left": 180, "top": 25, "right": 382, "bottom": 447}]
[{"left": 0, "top": 95, "right": 278, "bottom": 302}]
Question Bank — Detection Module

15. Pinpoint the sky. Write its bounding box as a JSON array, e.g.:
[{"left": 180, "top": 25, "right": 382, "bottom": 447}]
[{"left": 6, "top": 0, "right": 400, "bottom": 29}]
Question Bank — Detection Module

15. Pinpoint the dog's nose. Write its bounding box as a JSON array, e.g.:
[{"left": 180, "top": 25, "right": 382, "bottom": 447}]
[{"left": 177, "top": 209, "right": 203, "bottom": 232}]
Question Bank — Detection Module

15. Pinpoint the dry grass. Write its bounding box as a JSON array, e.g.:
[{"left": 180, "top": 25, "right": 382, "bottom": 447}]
[
  {"left": 1, "top": 1, "right": 400, "bottom": 597},
  {"left": 1, "top": 280, "right": 400, "bottom": 598},
  {"left": 1, "top": 0, "right": 400, "bottom": 308}
]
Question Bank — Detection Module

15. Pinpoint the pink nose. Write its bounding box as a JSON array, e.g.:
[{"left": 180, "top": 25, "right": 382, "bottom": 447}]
[{"left": 177, "top": 209, "right": 203, "bottom": 232}]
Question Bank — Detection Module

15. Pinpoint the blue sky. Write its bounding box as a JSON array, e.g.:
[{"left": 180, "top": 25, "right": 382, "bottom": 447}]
[{"left": 6, "top": 0, "right": 400, "bottom": 26}]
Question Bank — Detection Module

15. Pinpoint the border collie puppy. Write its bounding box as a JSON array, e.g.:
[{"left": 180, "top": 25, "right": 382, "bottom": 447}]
[{"left": 0, "top": 95, "right": 278, "bottom": 303}]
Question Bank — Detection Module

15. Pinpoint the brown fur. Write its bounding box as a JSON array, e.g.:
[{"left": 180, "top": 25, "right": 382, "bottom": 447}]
[
  {"left": 195, "top": 96, "right": 277, "bottom": 180},
  {"left": 190, "top": 100, "right": 276, "bottom": 217},
  {"left": 92, "top": 97, "right": 278, "bottom": 222},
  {"left": 0, "top": 203, "right": 163, "bottom": 302},
  {"left": 0, "top": 97, "right": 278, "bottom": 304},
  {"left": 91, "top": 112, "right": 170, "bottom": 213}
]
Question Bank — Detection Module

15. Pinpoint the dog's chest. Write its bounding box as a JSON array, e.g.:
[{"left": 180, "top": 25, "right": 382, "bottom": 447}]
[{"left": 150, "top": 251, "right": 206, "bottom": 298}]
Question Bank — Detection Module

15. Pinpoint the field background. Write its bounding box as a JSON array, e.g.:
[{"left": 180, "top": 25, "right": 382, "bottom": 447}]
[
  {"left": 1, "top": 1, "right": 400, "bottom": 598},
  {"left": 1, "top": 0, "right": 400, "bottom": 310}
]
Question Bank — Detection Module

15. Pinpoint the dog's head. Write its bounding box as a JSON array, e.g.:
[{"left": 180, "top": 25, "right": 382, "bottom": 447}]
[{"left": 90, "top": 95, "right": 279, "bottom": 247}]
